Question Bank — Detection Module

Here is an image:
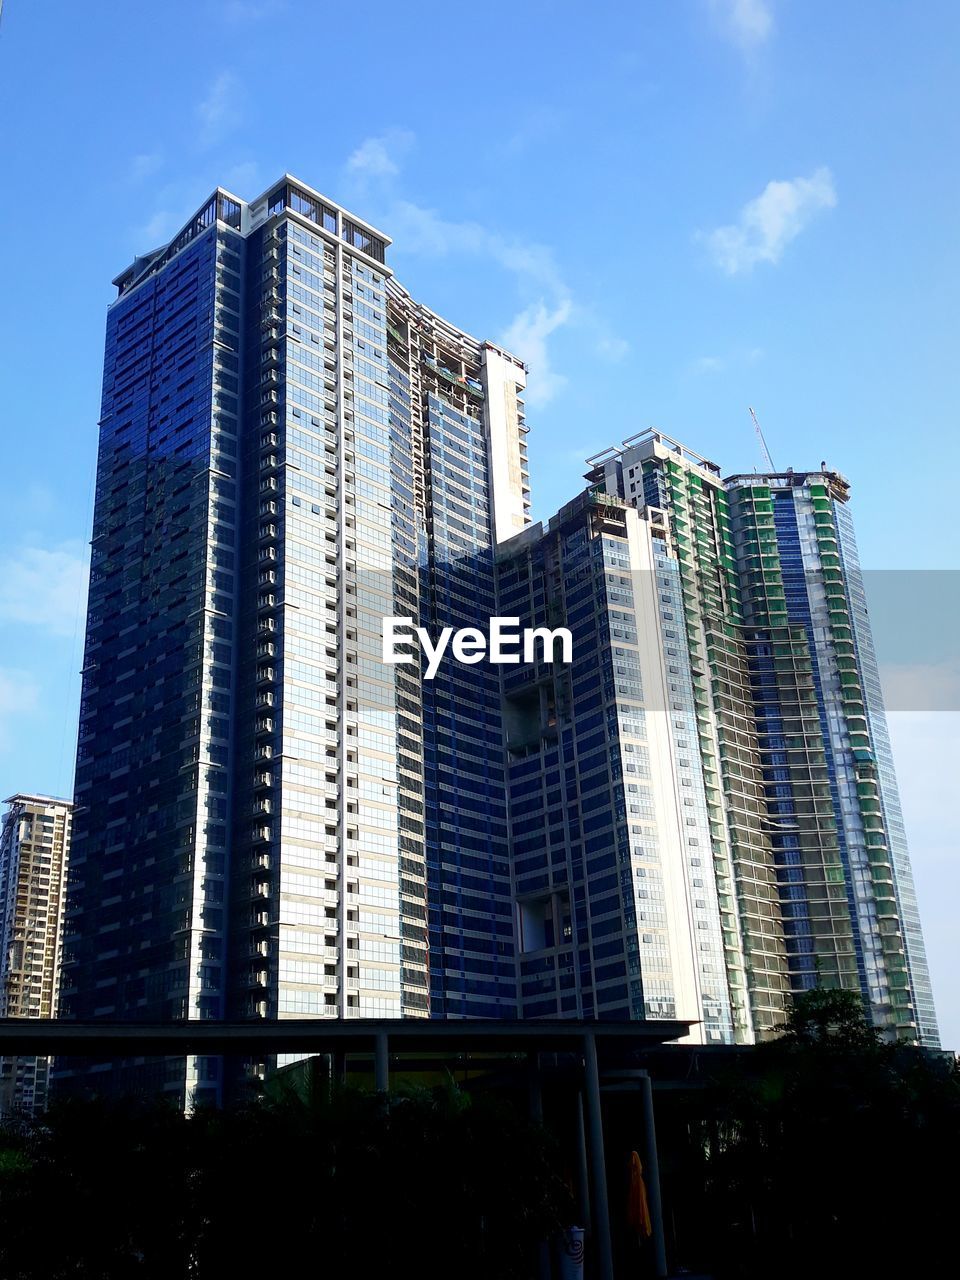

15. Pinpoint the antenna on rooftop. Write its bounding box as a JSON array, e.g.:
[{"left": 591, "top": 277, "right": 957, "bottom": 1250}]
[{"left": 748, "top": 406, "right": 776, "bottom": 472}]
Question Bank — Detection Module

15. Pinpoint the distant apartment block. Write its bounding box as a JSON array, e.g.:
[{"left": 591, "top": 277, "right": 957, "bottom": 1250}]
[{"left": 0, "top": 794, "right": 73, "bottom": 1115}]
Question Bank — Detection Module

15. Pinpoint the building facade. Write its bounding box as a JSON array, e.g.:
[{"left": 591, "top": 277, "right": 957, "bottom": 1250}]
[
  {"left": 0, "top": 794, "right": 73, "bottom": 1115},
  {"left": 61, "top": 177, "right": 937, "bottom": 1110},
  {"left": 62, "top": 177, "right": 528, "bottom": 1105},
  {"left": 497, "top": 491, "right": 734, "bottom": 1042},
  {"left": 725, "top": 466, "right": 938, "bottom": 1045},
  {"left": 586, "top": 431, "right": 938, "bottom": 1046}
]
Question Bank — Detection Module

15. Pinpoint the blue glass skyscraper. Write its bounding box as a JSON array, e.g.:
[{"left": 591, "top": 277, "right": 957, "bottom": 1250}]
[{"left": 63, "top": 178, "right": 530, "bottom": 1104}]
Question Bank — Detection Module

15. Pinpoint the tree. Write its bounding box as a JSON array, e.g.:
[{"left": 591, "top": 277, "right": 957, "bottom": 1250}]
[
  {"left": 666, "top": 988, "right": 960, "bottom": 1279},
  {"left": 0, "top": 1076, "right": 572, "bottom": 1279}
]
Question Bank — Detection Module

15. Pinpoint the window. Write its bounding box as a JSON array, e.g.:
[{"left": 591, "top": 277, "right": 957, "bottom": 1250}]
[
  {"left": 268, "top": 184, "right": 338, "bottom": 234},
  {"left": 343, "top": 219, "right": 386, "bottom": 263}
]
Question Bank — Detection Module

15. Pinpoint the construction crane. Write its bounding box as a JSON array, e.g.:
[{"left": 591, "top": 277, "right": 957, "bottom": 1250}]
[{"left": 748, "top": 406, "right": 776, "bottom": 472}]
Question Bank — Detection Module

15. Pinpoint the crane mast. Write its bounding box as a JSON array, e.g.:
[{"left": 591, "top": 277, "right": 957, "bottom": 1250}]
[{"left": 748, "top": 406, "right": 776, "bottom": 472}]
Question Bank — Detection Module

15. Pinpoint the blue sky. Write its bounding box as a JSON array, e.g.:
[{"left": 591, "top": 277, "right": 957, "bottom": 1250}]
[{"left": 0, "top": 0, "right": 957, "bottom": 1043}]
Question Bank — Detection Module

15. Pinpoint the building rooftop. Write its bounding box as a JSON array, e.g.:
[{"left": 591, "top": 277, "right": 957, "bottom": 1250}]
[
  {"left": 4, "top": 793, "right": 74, "bottom": 808},
  {"left": 724, "top": 467, "right": 851, "bottom": 502},
  {"left": 585, "top": 429, "right": 723, "bottom": 481},
  {"left": 114, "top": 172, "right": 393, "bottom": 299}
]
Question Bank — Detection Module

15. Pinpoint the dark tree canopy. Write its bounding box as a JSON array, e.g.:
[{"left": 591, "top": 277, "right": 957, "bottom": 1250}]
[
  {"left": 0, "top": 1079, "right": 572, "bottom": 1280},
  {"left": 658, "top": 989, "right": 960, "bottom": 1279}
]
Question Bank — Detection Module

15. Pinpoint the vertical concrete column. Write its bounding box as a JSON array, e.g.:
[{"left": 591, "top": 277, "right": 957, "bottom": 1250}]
[
  {"left": 583, "top": 1032, "right": 614, "bottom": 1280},
  {"left": 575, "top": 1091, "right": 592, "bottom": 1233},
  {"left": 374, "top": 1031, "right": 389, "bottom": 1093},
  {"left": 527, "top": 1052, "right": 544, "bottom": 1123},
  {"left": 526, "top": 1053, "right": 550, "bottom": 1280},
  {"left": 639, "top": 1069, "right": 668, "bottom": 1278}
]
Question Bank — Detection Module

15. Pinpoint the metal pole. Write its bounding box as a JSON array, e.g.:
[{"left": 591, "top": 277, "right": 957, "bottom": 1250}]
[
  {"left": 374, "top": 1031, "right": 389, "bottom": 1093},
  {"left": 639, "top": 1070, "right": 668, "bottom": 1278},
  {"left": 526, "top": 1054, "right": 550, "bottom": 1280},
  {"left": 527, "top": 1051, "right": 543, "bottom": 1123},
  {"left": 575, "top": 1090, "right": 592, "bottom": 1233},
  {"left": 583, "top": 1031, "right": 614, "bottom": 1280},
  {"left": 307, "top": 1053, "right": 324, "bottom": 1103}
]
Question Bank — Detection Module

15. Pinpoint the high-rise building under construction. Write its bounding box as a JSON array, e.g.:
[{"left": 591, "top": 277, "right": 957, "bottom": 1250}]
[{"left": 586, "top": 431, "right": 938, "bottom": 1046}]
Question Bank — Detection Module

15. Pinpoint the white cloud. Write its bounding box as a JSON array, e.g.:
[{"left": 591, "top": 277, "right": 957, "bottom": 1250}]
[
  {"left": 702, "top": 167, "right": 837, "bottom": 275},
  {"left": 222, "top": 160, "right": 259, "bottom": 195},
  {"left": 197, "top": 71, "right": 240, "bottom": 148},
  {"left": 385, "top": 196, "right": 578, "bottom": 397},
  {"left": 137, "top": 210, "right": 177, "bottom": 246},
  {"left": 689, "top": 347, "right": 764, "bottom": 375},
  {"left": 343, "top": 132, "right": 586, "bottom": 403},
  {"left": 501, "top": 299, "right": 573, "bottom": 408},
  {"left": 128, "top": 152, "right": 163, "bottom": 183},
  {"left": 0, "top": 543, "right": 88, "bottom": 639},
  {"left": 0, "top": 669, "right": 40, "bottom": 753},
  {"left": 134, "top": 171, "right": 242, "bottom": 250},
  {"left": 709, "top": 0, "right": 774, "bottom": 50},
  {"left": 388, "top": 200, "right": 566, "bottom": 295},
  {"left": 693, "top": 354, "right": 726, "bottom": 375},
  {"left": 594, "top": 333, "right": 630, "bottom": 363},
  {"left": 343, "top": 132, "right": 566, "bottom": 296},
  {"left": 346, "top": 129, "right": 415, "bottom": 181}
]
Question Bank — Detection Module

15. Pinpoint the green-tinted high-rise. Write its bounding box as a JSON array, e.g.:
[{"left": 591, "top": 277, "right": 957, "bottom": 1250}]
[
  {"left": 588, "top": 434, "right": 789, "bottom": 1041},
  {"left": 588, "top": 431, "right": 938, "bottom": 1047},
  {"left": 724, "top": 465, "right": 937, "bottom": 1045}
]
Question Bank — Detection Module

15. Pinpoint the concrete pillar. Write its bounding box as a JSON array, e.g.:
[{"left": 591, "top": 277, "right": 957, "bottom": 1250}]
[
  {"left": 639, "top": 1070, "right": 668, "bottom": 1278},
  {"left": 583, "top": 1031, "right": 614, "bottom": 1280},
  {"left": 575, "top": 1090, "right": 592, "bottom": 1233},
  {"left": 374, "top": 1031, "right": 389, "bottom": 1093},
  {"left": 526, "top": 1053, "right": 550, "bottom": 1280},
  {"left": 527, "top": 1051, "right": 544, "bottom": 1123}
]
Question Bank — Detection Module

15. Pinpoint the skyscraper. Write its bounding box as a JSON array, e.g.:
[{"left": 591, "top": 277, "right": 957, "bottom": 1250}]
[
  {"left": 588, "top": 434, "right": 789, "bottom": 1041},
  {"left": 0, "top": 794, "right": 73, "bottom": 1115},
  {"left": 64, "top": 177, "right": 527, "bottom": 1105},
  {"left": 724, "top": 465, "right": 938, "bottom": 1045},
  {"left": 586, "top": 431, "right": 938, "bottom": 1046},
  {"left": 62, "top": 174, "right": 937, "bottom": 1113},
  {"left": 497, "top": 491, "right": 734, "bottom": 1041}
]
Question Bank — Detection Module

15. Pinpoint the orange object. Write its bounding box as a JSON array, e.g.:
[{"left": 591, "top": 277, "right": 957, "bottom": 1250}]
[{"left": 627, "top": 1150, "right": 653, "bottom": 1239}]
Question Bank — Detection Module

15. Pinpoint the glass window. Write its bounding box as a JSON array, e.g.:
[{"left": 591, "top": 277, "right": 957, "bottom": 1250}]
[
  {"left": 268, "top": 185, "right": 287, "bottom": 217},
  {"left": 290, "top": 187, "right": 320, "bottom": 222},
  {"left": 343, "top": 219, "right": 385, "bottom": 263},
  {"left": 217, "top": 194, "right": 242, "bottom": 228}
]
